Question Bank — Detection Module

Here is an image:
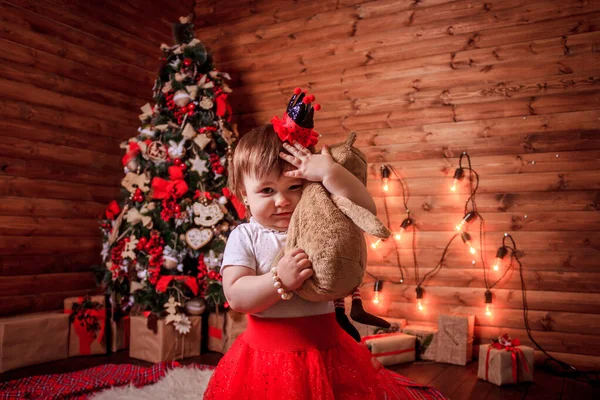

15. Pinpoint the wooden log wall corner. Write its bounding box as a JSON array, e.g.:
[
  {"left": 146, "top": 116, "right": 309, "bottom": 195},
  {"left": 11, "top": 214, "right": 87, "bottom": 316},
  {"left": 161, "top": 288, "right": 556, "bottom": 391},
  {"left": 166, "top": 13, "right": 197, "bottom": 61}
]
[
  {"left": 0, "top": 0, "right": 194, "bottom": 316},
  {"left": 195, "top": 0, "right": 600, "bottom": 369}
]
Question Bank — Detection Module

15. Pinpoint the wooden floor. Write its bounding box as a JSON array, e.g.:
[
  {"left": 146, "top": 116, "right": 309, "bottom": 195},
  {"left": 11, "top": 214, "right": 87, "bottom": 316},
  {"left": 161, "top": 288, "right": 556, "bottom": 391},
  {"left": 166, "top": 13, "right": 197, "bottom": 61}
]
[{"left": 1, "top": 351, "right": 597, "bottom": 399}]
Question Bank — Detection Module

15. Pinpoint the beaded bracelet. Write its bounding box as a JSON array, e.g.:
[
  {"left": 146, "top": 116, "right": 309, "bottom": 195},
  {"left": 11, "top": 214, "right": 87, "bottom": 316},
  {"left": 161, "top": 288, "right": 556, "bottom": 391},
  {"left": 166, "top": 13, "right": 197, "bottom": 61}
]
[{"left": 270, "top": 267, "right": 293, "bottom": 300}]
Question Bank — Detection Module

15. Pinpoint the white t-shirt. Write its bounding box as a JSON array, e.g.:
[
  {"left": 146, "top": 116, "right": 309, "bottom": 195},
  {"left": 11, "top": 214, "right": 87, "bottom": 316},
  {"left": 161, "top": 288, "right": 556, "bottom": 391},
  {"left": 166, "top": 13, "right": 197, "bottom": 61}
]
[{"left": 221, "top": 218, "right": 334, "bottom": 318}]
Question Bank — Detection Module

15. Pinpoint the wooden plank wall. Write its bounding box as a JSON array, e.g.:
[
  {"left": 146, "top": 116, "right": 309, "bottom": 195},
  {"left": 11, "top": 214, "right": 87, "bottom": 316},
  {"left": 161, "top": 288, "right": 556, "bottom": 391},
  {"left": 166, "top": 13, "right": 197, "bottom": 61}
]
[
  {"left": 195, "top": 0, "right": 600, "bottom": 368},
  {"left": 0, "top": 0, "right": 194, "bottom": 316}
]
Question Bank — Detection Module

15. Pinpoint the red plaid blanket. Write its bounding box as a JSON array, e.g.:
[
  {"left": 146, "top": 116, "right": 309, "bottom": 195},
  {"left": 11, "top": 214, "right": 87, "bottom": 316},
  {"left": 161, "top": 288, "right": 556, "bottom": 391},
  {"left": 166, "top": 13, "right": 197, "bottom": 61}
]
[{"left": 0, "top": 361, "right": 215, "bottom": 399}]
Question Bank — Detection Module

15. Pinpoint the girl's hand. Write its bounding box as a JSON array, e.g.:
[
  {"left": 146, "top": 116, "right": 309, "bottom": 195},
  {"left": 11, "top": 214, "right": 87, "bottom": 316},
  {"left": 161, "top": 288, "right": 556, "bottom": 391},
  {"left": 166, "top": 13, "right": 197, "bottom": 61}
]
[
  {"left": 280, "top": 141, "right": 335, "bottom": 183},
  {"left": 276, "top": 248, "right": 313, "bottom": 291}
]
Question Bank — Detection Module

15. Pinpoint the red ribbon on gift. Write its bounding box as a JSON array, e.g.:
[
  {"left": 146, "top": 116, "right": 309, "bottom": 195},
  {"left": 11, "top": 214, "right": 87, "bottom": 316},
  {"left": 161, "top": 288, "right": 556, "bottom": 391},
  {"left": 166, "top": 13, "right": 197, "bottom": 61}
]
[
  {"left": 122, "top": 315, "right": 131, "bottom": 348},
  {"left": 65, "top": 305, "right": 106, "bottom": 355},
  {"left": 209, "top": 326, "right": 223, "bottom": 339},
  {"left": 155, "top": 275, "right": 199, "bottom": 296},
  {"left": 485, "top": 339, "right": 530, "bottom": 384}
]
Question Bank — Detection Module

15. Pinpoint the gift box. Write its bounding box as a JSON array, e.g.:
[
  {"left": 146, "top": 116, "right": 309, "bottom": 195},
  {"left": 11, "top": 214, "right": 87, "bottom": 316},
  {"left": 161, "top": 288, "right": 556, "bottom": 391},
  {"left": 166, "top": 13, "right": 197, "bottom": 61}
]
[
  {"left": 403, "top": 324, "right": 438, "bottom": 361},
  {"left": 361, "top": 332, "right": 416, "bottom": 366},
  {"left": 64, "top": 295, "right": 107, "bottom": 357},
  {"left": 0, "top": 312, "right": 70, "bottom": 372},
  {"left": 129, "top": 315, "right": 201, "bottom": 363},
  {"left": 436, "top": 313, "right": 475, "bottom": 365},
  {"left": 477, "top": 343, "right": 534, "bottom": 386},
  {"left": 208, "top": 310, "right": 248, "bottom": 353},
  {"left": 110, "top": 316, "right": 130, "bottom": 352},
  {"left": 223, "top": 310, "right": 247, "bottom": 353}
]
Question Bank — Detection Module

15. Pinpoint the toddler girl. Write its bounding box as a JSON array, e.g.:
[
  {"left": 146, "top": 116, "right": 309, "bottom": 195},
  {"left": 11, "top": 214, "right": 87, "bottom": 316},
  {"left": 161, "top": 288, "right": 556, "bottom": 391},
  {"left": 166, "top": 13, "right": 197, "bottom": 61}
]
[{"left": 204, "top": 90, "right": 445, "bottom": 400}]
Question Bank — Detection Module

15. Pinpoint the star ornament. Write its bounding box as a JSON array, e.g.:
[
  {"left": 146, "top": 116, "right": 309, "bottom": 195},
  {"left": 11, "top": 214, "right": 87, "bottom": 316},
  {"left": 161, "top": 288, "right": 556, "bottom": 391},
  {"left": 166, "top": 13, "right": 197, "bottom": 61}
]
[{"left": 190, "top": 155, "right": 208, "bottom": 175}]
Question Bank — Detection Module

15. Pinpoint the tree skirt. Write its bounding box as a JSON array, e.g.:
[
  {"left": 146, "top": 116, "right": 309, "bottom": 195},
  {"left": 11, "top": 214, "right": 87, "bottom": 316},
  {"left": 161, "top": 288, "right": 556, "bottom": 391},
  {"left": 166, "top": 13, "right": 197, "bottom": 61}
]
[{"left": 0, "top": 361, "right": 214, "bottom": 400}]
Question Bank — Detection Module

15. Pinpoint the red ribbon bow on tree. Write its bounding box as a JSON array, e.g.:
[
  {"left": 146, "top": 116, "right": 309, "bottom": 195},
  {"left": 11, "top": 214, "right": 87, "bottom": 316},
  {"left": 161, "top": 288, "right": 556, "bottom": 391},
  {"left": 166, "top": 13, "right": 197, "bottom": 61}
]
[
  {"left": 151, "top": 166, "right": 189, "bottom": 199},
  {"left": 155, "top": 275, "right": 199, "bottom": 296}
]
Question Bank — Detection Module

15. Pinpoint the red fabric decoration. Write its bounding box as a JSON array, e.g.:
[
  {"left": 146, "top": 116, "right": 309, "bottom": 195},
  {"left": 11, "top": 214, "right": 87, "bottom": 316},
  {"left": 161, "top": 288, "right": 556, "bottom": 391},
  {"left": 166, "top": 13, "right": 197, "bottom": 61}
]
[
  {"left": 271, "top": 113, "right": 319, "bottom": 148},
  {"left": 215, "top": 91, "right": 232, "bottom": 121},
  {"left": 151, "top": 177, "right": 188, "bottom": 199},
  {"left": 121, "top": 142, "right": 141, "bottom": 166},
  {"left": 155, "top": 275, "right": 199, "bottom": 296},
  {"left": 222, "top": 188, "right": 246, "bottom": 220},
  {"left": 105, "top": 201, "right": 121, "bottom": 220},
  {"left": 168, "top": 165, "right": 185, "bottom": 180}
]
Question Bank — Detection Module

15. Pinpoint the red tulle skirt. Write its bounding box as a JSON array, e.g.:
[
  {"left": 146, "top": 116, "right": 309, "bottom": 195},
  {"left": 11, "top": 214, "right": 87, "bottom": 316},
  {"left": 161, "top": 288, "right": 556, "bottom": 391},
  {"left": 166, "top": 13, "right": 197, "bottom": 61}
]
[{"left": 203, "top": 313, "right": 446, "bottom": 400}]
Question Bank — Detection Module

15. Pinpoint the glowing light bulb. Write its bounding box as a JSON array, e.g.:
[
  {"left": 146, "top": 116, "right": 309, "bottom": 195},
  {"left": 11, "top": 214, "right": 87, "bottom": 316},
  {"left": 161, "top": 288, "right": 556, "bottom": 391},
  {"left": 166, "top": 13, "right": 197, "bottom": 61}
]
[
  {"left": 371, "top": 239, "right": 382, "bottom": 249},
  {"left": 461, "top": 232, "right": 476, "bottom": 255},
  {"left": 492, "top": 246, "right": 508, "bottom": 273},
  {"left": 467, "top": 242, "right": 476, "bottom": 255},
  {"left": 373, "top": 280, "right": 383, "bottom": 305},
  {"left": 492, "top": 260, "right": 501, "bottom": 272},
  {"left": 373, "top": 291, "right": 380, "bottom": 304},
  {"left": 415, "top": 286, "right": 424, "bottom": 311},
  {"left": 450, "top": 168, "right": 464, "bottom": 192},
  {"left": 395, "top": 219, "right": 411, "bottom": 241},
  {"left": 450, "top": 179, "right": 459, "bottom": 192},
  {"left": 455, "top": 212, "right": 475, "bottom": 232},
  {"left": 484, "top": 290, "right": 493, "bottom": 317},
  {"left": 485, "top": 303, "right": 492, "bottom": 317},
  {"left": 381, "top": 165, "right": 390, "bottom": 192}
]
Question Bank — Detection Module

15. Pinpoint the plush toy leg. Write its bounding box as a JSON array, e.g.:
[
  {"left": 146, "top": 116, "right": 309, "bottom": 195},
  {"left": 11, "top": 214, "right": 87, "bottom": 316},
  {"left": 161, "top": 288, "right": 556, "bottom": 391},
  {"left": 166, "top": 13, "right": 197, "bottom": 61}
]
[
  {"left": 334, "top": 299, "right": 361, "bottom": 342},
  {"left": 349, "top": 289, "right": 391, "bottom": 328}
]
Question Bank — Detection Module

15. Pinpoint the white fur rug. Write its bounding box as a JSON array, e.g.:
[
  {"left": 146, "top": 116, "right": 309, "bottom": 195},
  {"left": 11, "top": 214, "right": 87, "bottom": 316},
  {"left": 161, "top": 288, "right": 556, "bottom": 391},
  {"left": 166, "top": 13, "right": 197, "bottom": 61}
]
[{"left": 91, "top": 366, "right": 214, "bottom": 400}]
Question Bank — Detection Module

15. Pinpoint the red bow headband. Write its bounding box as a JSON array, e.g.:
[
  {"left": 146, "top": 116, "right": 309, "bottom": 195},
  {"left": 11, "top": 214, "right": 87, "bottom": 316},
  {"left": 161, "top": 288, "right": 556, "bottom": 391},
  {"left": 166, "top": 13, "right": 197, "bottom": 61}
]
[{"left": 271, "top": 88, "right": 321, "bottom": 147}]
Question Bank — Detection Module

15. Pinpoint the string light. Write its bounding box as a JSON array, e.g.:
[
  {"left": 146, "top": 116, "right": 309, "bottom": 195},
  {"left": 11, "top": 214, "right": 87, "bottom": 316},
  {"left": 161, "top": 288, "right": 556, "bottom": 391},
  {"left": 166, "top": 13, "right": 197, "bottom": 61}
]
[
  {"left": 395, "top": 218, "right": 412, "bottom": 241},
  {"left": 372, "top": 280, "right": 383, "bottom": 304},
  {"left": 455, "top": 211, "right": 476, "bottom": 232},
  {"left": 484, "top": 290, "right": 493, "bottom": 317},
  {"left": 415, "top": 286, "right": 424, "bottom": 311},
  {"left": 460, "top": 232, "right": 476, "bottom": 255},
  {"left": 381, "top": 165, "right": 390, "bottom": 192},
  {"left": 370, "top": 154, "right": 593, "bottom": 383},
  {"left": 450, "top": 167, "right": 464, "bottom": 192},
  {"left": 492, "top": 246, "right": 508, "bottom": 272}
]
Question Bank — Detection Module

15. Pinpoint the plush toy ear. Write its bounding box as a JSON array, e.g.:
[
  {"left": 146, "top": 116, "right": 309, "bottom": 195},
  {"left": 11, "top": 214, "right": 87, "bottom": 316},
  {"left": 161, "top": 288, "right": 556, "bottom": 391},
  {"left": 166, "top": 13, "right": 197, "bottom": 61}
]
[
  {"left": 331, "top": 194, "right": 391, "bottom": 238},
  {"left": 345, "top": 132, "right": 357, "bottom": 147}
]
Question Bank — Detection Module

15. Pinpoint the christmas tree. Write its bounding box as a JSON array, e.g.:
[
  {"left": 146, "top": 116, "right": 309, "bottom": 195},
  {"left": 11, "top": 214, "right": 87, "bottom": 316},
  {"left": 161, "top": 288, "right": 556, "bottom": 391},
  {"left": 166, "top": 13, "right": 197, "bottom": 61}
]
[{"left": 96, "top": 15, "right": 246, "bottom": 327}]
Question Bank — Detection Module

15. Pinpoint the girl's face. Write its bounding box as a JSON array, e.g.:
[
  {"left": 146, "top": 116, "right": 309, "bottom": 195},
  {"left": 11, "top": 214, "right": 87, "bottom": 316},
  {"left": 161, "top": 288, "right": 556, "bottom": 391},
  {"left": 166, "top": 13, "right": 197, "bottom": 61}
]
[{"left": 242, "top": 169, "right": 304, "bottom": 232}]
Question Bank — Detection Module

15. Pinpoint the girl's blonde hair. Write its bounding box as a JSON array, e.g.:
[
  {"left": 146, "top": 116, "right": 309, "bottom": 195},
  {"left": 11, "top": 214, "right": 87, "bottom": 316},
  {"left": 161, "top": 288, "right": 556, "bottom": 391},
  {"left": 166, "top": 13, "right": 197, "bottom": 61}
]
[{"left": 229, "top": 124, "right": 289, "bottom": 200}]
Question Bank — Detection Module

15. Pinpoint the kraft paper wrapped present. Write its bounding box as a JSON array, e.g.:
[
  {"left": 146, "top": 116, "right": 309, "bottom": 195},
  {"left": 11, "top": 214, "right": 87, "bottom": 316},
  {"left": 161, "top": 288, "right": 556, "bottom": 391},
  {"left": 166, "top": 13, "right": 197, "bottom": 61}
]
[
  {"left": 64, "top": 295, "right": 107, "bottom": 357},
  {"left": 361, "top": 332, "right": 416, "bottom": 366},
  {"left": 478, "top": 341, "right": 534, "bottom": 386},
  {"left": 403, "top": 324, "right": 438, "bottom": 361},
  {"left": 436, "top": 313, "right": 475, "bottom": 365},
  {"left": 208, "top": 310, "right": 248, "bottom": 353},
  {"left": 0, "top": 312, "right": 69, "bottom": 372},
  {"left": 110, "top": 316, "right": 130, "bottom": 352},
  {"left": 129, "top": 315, "right": 201, "bottom": 363}
]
